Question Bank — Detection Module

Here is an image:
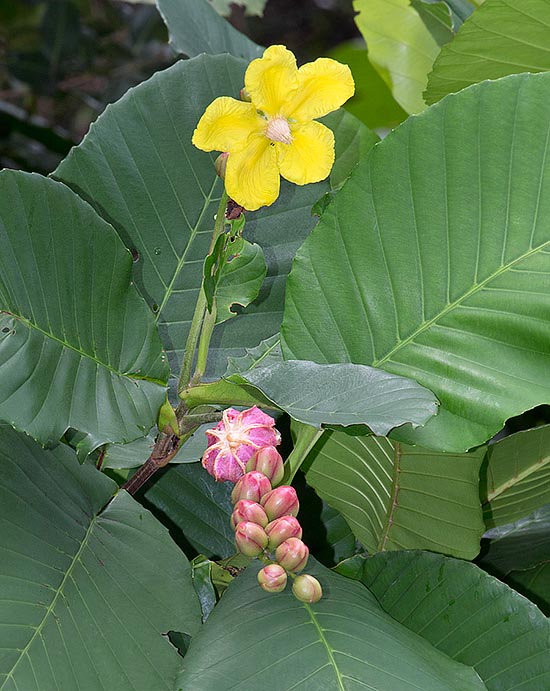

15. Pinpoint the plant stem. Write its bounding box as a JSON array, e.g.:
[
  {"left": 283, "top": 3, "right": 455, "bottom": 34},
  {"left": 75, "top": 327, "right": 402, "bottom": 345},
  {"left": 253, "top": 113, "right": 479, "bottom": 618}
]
[
  {"left": 122, "top": 191, "right": 230, "bottom": 496},
  {"left": 282, "top": 423, "right": 323, "bottom": 485},
  {"left": 178, "top": 190, "right": 229, "bottom": 394}
]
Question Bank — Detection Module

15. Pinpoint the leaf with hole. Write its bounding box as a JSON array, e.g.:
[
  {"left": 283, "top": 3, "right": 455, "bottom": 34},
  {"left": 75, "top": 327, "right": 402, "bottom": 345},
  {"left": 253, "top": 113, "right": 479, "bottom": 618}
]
[{"left": 0, "top": 171, "right": 168, "bottom": 449}]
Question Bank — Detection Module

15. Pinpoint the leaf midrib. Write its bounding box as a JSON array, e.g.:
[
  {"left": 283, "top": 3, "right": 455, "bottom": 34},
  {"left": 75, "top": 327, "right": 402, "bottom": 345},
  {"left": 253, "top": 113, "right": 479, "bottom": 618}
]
[
  {"left": 485, "top": 453, "right": 550, "bottom": 504},
  {"left": 3, "top": 310, "right": 162, "bottom": 383},
  {"left": 0, "top": 512, "right": 99, "bottom": 690},
  {"left": 304, "top": 603, "right": 346, "bottom": 691},
  {"left": 372, "top": 238, "right": 550, "bottom": 368}
]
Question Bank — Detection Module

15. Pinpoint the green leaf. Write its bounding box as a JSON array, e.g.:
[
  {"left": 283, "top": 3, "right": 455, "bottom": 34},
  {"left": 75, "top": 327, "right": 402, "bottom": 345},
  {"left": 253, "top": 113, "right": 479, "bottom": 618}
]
[
  {"left": 425, "top": 0, "right": 550, "bottom": 105},
  {"left": 235, "top": 360, "right": 438, "bottom": 433},
  {"left": 0, "top": 171, "right": 168, "bottom": 449},
  {"left": 157, "top": 0, "right": 262, "bottom": 60},
  {"left": 357, "top": 550, "right": 550, "bottom": 690},
  {"left": 282, "top": 73, "right": 550, "bottom": 453},
  {"left": 321, "top": 109, "right": 379, "bottom": 190},
  {"left": 328, "top": 41, "right": 408, "bottom": 130},
  {"left": 353, "top": 0, "right": 441, "bottom": 114},
  {"left": 54, "top": 55, "right": 329, "bottom": 384},
  {"left": 478, "top": 504, "right": 550, "bottom": 575},
  {"left": 0, "top": 424, "right": 201, "bottom": 691},
  {"left": 505, "top": 562, "right": 550, "bottom": 616},
  {"left": 214, "top": 238, "right": 267, "bottom": 324},
  {"left": 140, "top": 461, "right": 235, "bottom": 559},
  {"left": 176, "top": 559, "right": 486, "bottom": 690},
  {"left": 412, "top": 0, "right": 454, "bottom": 44},
  {"left": 304, "top": 431, "right": 485, "bottom": 559},
  {"left": 481, "top": 424, "right": 550, "bottom": 528},
  {"left": 224, "top": 333, "right": 282, "bottom": 376}
]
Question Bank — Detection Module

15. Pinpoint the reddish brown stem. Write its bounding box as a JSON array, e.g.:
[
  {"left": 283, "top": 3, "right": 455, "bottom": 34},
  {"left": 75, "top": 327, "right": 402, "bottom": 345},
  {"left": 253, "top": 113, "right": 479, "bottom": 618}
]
[{"left": 122, "top": 432, "right": 180, "bottom": 495}]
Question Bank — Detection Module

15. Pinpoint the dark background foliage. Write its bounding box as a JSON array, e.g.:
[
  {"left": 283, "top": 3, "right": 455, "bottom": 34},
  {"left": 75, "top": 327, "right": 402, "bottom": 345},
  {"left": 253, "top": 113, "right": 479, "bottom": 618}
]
[{"left": 0, "top": 0, "right": 360, "bottom": 174}]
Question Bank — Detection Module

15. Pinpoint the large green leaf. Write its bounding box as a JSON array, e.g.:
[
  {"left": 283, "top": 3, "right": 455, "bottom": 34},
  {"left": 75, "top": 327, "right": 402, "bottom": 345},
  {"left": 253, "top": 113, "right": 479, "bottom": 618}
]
[
  {"left": 282, "top": 72, "right": 550, "bottom": 453},
  {"left": 54, "top": 55, "right": 329, "bottom": 384},
  {"left": 0, "top": 424, "right": 201, "bottom": 691},
  {"left": 481, "top": 424, "right": 550, "bottom": 528},
  {"left": 353, "top": 0, "right": 441, "bottom": 114},
  {"left": 177, "top": 559, "right": 486, "bottom": 690},
  {"left": 157, "top": 0, "right": 262, "bottom": 60},
  {"left": 140, "top": 461, "right": 235, "bottom": 559},
  {"left": 304, "top": 431, "right": 485, "bottom": 559},
  {"left": 209, "top": 0, "right": 266, "bottom": 16},
  {"left": 356, "top": 550, "right": 550, "bottom": 690},
  {"left": 425, "top": 0, "right": 550, "bottom": 105},
  {"left": 0, "top": 171, "right": 167, "bottom": 449},
  {"left": 478, "top": 504, "right": 550, "bottom": 575},
  {"left": 235, "top": 360, "right": 438, "bottom": 433}
]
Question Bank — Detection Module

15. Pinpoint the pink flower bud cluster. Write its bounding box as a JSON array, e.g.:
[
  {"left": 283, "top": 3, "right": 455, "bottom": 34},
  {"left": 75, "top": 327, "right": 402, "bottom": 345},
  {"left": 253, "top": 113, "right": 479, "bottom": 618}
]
[{"left": 202, "top": 407, "right": 322, "bottom": 603}]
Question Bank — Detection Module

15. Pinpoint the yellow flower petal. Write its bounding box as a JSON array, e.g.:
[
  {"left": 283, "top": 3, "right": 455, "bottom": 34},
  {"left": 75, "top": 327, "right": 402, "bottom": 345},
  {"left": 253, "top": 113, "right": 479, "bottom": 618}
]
[
  {"left": 244, "top": 45, "right": 299, "bottom": 117},
  {"left": 285, "top": 58, "right": 355, "bottom": 122},
  {"left": 225, "top": 134, "right": 280, "bottom": 211},
  {"left": 192, "top": 97, "right": 263, "bottom": 153},
  {"left": 276, "top": 121, "right": 334, "bottom": 186}
]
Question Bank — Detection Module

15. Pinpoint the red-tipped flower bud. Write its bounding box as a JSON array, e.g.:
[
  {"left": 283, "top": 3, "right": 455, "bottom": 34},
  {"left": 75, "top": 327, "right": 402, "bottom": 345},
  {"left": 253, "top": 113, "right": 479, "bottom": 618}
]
[
  {"left": 231, "top": 471, "right": 272, "bottom": 504},
  {"left": 275, "top": 537, "right": 309, "bottom": 573},
  {"left": 257, "top": 564, "right": 287, "bottom": 593},
  {"left": 234, "top": 521, "right": 269, "bottom": 557},
  {"left": 231, "top": 499, "right": 269, "bottom": 529},
  {"left": 246, "top": 446, "right": 284, "bottom": 486},
  {"left": 202, "top": 407, "right": 281, "bottom": 483},
  {"left": 265, "top": 516, "right": 302, "bottom": 549},
  {"left": 261, "top": 486, "right": 299, "bottom": 521},
  {"left": 215, "top": 152, "right": 229, "bottom": 179},
  {"left": 292, "top": 574, "right": 323, "bottom": 603}
]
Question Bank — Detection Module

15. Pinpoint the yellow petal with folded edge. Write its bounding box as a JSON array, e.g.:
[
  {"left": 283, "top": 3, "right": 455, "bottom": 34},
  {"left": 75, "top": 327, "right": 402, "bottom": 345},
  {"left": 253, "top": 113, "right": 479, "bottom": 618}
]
[
  {"left": 277, "top": 121, "right": 335, "bottom": 186},
  {"left": 244, "top": 45, "right": 299, "bottom": 117},
  {"left": 192, "top": 97, "right": 263, "bottom": 153},
  {"left": 284, "top": 58, "right": 355, "bottom": 122},
  {"left": 225, "top": 133, "right": 280, "bottom": 211}
]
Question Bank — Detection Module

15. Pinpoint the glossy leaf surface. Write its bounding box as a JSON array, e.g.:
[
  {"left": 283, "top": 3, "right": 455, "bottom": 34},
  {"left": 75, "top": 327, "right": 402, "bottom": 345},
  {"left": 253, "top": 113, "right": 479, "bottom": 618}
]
[
  {"left": 358, "top": 550, "right": 550, "bottom": 691},
  {"left": 283, "top": 73, "right": 550, "bottom": 452},
  {"left": 237, "top": 360, "right": 438, "bottom": 433},
  {"left": 177, "top": 559, "right": 486, "bottom": 690},
  {"left": 0, "top": 171, "right": 167, "bottom": 448},
  {"left": 0, "top": 424, "right": 201, "bottom": 691},
  {"left": 55, "top": 55, "right": 328, "bottom": 383}
]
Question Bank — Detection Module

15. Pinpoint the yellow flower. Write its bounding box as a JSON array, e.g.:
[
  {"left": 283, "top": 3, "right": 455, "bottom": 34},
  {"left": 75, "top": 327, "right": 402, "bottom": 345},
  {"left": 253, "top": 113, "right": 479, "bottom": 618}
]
[{"left": 192, "top": 45, "right": 355, "bottom": 211}]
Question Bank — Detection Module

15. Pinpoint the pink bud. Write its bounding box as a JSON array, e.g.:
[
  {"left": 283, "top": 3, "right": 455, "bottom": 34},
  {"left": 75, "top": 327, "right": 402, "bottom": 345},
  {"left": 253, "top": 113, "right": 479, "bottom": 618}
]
[
  {"left": 234, "top": 521, "right": 268, "bottom": 557},
  {"left": 275, "top": 537, "right": 309, "bottom": 573},
  {"left": 257, "top": 564, "right": 287, "bottom": 593},
  {"left": 261, "top": 485, "right": 299, "bottom": 521},
  {"left": 202, "top": 407, "right": 281, "bottom": 483},
  {"left": 292, "top": 574, "right": 323, "bottom": 603},
  {"left": 231, "top": 500, "right": 268, "bottom": 529},
  {"left": 246, "top": 446, "right": 284, "bottom": 486},
  {"left": 265, "top": 516, "right": 302, "bottom": 549},
  {"left": 231, "top": 471, "right": 272, "bottom": 504}
]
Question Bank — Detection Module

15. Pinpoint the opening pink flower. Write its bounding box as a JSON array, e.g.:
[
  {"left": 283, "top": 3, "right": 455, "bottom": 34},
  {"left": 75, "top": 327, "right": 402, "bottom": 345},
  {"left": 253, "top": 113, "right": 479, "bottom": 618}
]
[{"left": 202, "top": 406, "right": 281, "bottom": 483}]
